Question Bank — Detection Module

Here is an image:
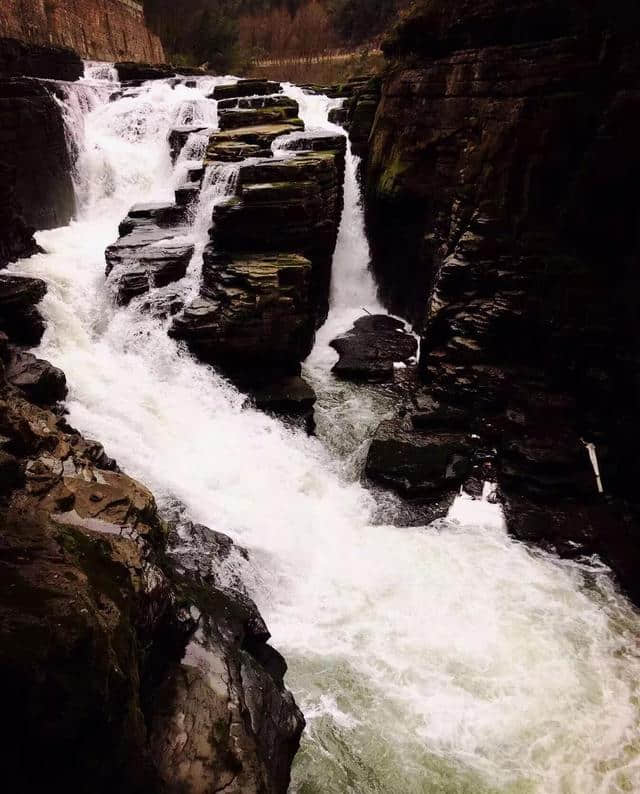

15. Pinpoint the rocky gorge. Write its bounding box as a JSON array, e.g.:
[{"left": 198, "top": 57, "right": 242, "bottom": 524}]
[{"left": 2, "top": 5, "right": 640, "bottom": 791}]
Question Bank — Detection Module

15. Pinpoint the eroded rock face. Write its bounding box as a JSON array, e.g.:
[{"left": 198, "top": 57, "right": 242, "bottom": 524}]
[
  {"left": 105, "top": 203, "right": 193, "bottom": 305},
  {"left": 5, "top": 348, "right": 67, "bottom": 404},
  {"left": 363, "top": 0, "right": 640, "bottom": 600},
  {"left": 171, "top": 249, "right": 314, "bottom": 378},
  {"left": 218, "top": 105, "right": 300, "bottom": 131},
  {"left": 212, "top": 147, "right": 345, "bottom": 325},
  {"left": 0, "top": 161, "right": 39, "bottom": 267}
]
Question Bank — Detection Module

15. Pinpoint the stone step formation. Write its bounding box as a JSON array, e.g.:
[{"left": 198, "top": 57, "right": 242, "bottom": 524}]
[{"left": 106, "top": 79, "right": 347, "bottom": 429}]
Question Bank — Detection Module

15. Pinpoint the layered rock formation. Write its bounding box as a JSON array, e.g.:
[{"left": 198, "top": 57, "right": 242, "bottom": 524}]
[
  {"left": 0, "top": 1, "right": 164, "bottom": 63},
  {"left": 165, "top": 83, "right": 346, "bottom": 425},
  {"left": 105, "top": 201, "right": 193, "bottom": 305},
  {"left": 362, "top": 0, "right": 640, "bottom": 601}
]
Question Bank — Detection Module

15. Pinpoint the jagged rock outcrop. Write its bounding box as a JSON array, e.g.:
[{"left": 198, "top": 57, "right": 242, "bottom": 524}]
[
  {"left": 0, "top": 274, "right": 46, "bottom": 344},
  {"left": 0, "top": 37, "right": 83, "bottom": 80},
  {"left": 170, "top": 249, "right": 314, "bottom": 378},
  {"left": 0, "top": 78, "right": 75, "bottom": 230},
  {"left": 0, "top": 335, "right": 304, "bottom": 794},
  {"left": 105, "top": 201, "right": 193, "bottom": 305},
  {"left": 168, "top": 86, "right": 345, "bottom": 426},
  {"left": 363, "top": 0, "right": 640, "bottom": 601},
  {"left": 335, "top": 76, "right": 381, "bottom": 158}
]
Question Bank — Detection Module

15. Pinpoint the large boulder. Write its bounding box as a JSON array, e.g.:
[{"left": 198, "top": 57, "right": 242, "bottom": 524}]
[
  {"left": 365, "top": 415, "right": 472, "bottom": 497},
  {"left": 5, "top": 349, "right": 67, "bottom": 404},
  {"left": 330, "top": 314, "right": 416, "bottom": 382},
  {"left": 115, "top": 62, "right": 175, "bottom": 82},
  {"left": 0, "top": 274, "right": 46, "bottom": 345}
]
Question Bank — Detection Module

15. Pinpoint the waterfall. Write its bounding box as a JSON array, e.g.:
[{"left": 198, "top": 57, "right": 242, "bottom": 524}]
[{"left": 9, "top": 70, "right": 640, "bottom": 794}]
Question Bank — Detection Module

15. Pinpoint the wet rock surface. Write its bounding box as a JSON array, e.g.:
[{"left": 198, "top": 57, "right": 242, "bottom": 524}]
[
  {"left": 171, "top": 249, "right": 314, "bottom": 377},
  {"left": 0, "top": 325, "right": 304, "bottom": 793},
  {"left": 0, "top": 274, "right": 46, "bottom": 345},
  {"left": 330, "top": 314, "right": 417, "bottom": 382},
  {"left": 211, "top": 79, "right": 283, "bottom": 101},
  {"left": 212, "top": 146, "right": 345, "bottom": 326},
  {"left": 361, "top": 0, "right": 640, "bottom": 602},
  {"left": 105, "top": 202, "right": 193, "bottom": 305},
  {"left": 173, "top": 99, "right": 345, "bottom": 426},
  {"left": 0, "top": 37, "right": 83, "bottom": 81},
  {"left": 0, "top": 78, "right": 75, "bottom": 230},
  {"left": 115, "top": 61, "right": 175, "bottom": 83},
  {"left": 5, "top": 348, "right": 67, "bottom": 404},
  {"left": 0, "top": 161, "right": 40, "bottom": 267}
]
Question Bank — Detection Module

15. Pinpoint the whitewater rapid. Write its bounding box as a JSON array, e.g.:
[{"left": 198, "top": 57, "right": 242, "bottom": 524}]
[{"left": 10, "top": 66, "right": 640, "bottom": 793}]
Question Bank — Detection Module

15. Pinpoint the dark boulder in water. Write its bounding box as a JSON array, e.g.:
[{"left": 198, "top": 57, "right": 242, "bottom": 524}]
[
  {"left": 330, "top": 314, "right": 417, "bottom": 382},
  {"left": 210, "top": 79, "right": 283, "bottom": 101},
  {"left": 0, "top": 274, "right": 47, "bottom": 345},
  {"left": 115, "top": 61, "right": 176, "bottom": 82},
  {"left": 366, "top": 415, "right": 473, "bottom": 497},
  {"left": 5, "top": 349, "right": 67, "bottom": 404}
]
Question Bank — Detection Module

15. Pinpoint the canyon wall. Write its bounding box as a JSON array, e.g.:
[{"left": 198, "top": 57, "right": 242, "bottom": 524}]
[
  {"left": 362, "top": 0, "right": 640, "bottom": 600},
  {"left": 0, "top": 0, "right": 164, "bottom": 63}
]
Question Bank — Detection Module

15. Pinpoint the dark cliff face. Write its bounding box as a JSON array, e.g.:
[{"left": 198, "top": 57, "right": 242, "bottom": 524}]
[
  {"left": 0, "top": 40, "right": 80, "bottom": 264},
  {"left": 0, "top": 78, "right": 76, "bottom": 232},
  {"left": 364, "top": 1, "right": 640, "bottom": 599}
]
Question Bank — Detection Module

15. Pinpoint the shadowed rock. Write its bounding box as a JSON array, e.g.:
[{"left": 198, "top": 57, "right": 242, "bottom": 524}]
[
  {"left": 0, "top": 274, "right": 47, "bottom": 345},
  {"left": 330, "top": 314, "right": 417, "bottom": 382},
  {"left": 170, "top": 249, "right": 314, "bottom": 378},
  {"left": 218, "top": 105, "right": 300, "bottom": 131},
  {"left": 210, "top": 80, "right": 282, "bottom": 101},
  {"left": 5, "top": 349, "right": 67, "bottom": 404}
]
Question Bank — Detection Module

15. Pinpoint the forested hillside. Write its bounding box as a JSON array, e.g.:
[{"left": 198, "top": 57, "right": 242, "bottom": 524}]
[{"left": 144, "top": 0, "right": 402, "bottom": 70}]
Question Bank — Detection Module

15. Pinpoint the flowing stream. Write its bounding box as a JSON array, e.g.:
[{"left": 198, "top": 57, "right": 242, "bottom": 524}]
[{"left": 9, "top": 66, "right": 640, "bottom": 793}]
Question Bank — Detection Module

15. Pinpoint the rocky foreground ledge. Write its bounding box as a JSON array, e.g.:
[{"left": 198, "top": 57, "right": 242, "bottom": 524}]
[{"left": 0, "top": 264, "right": 303, "bottom": 791}]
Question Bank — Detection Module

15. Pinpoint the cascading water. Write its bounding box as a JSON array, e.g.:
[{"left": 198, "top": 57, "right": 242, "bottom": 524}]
[{"left": 9, "top": 67, "right": 640, "bottom": 794}]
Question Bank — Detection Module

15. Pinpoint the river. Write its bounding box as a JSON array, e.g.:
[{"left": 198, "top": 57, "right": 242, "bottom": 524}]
[{"left": 9, "top": 64, "right": 640, "bottom": 793}]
